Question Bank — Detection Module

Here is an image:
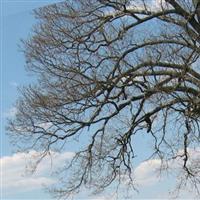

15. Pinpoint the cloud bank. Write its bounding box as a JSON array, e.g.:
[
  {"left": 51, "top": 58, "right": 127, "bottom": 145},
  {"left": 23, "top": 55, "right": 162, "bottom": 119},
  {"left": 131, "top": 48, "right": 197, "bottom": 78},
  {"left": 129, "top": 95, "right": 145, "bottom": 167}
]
[
  {"left": 1, "top": 148, "right": 199, "bottom": 199},
  {"left": 1, "top": 150, "right": 74, "bottom": 197}
]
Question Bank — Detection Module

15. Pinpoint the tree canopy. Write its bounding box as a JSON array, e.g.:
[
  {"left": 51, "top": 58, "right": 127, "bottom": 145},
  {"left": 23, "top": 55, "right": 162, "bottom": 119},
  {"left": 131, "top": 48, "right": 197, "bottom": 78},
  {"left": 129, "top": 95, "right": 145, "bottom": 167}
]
[{"left": 8, "top": 0, "right": 200, "bottom": 198}]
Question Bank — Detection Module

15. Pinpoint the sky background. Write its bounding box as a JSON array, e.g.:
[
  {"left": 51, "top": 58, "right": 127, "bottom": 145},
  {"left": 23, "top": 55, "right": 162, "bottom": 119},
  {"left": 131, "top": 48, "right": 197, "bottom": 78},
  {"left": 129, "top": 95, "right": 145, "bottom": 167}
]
[{"left": 0, "top": 0, "right": 199, "bottom": 199}]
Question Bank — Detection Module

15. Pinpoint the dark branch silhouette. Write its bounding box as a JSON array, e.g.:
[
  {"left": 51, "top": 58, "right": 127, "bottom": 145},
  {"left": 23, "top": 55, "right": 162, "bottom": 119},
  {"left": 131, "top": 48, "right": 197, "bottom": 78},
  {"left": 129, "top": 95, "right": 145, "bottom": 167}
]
[{"left": 7, "top": 0, "right": 200, "bottom": 198}]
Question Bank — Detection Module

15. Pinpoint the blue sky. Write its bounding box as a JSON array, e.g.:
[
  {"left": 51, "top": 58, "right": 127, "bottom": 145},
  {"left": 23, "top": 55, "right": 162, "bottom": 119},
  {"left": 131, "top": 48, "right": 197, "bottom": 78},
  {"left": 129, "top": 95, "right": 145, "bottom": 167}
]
[
  {"left": 1, "top": 0, "right": 62, "bottom": 199},
  {"left": 0, "top": 0, "right": 199, "bottom": 199},
  {"left": 1, "top": 0, "right": 63, "bottom": 157}
]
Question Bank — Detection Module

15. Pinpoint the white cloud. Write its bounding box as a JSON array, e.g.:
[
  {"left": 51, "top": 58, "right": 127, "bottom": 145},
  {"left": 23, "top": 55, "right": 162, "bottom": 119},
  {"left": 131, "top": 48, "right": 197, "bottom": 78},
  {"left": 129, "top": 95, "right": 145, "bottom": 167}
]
[
  {"left": 134, "top": 159, "right": 163, "bottom": 186},
  {"left": 89, "top": 193, "right": 118, "bottom": 200},
  {"left": 1, "top": 148, "right": 199, "bottom": 199},
  {"left": 116, "top": 147, "right": 199, "bottom": 193},
  {"left": 134, "top": 147, "right": 200, "bottom": 186},
  {"left": 1, "top": 150, "right": 74, "bottom": 196},
  {"left": 127, "top": 0, "right": 168, "bottom": 12},
  {"left": 104, "top": 0, "right": 169, "bottom": 18},
  {"left": 4, "top": 107, "right": 17, "bottom": 118},
  {"left": 37, "top": 122, "right": 53, "bottom": 130},
  {"left": 9, "top": 81, "right": 18, "bottom": 88},
  {"left": 153, "top": 0, "right": 167, "bottom": 9},
  {"left": 90, "top": 197, "right": 107, "bottom": 200}
]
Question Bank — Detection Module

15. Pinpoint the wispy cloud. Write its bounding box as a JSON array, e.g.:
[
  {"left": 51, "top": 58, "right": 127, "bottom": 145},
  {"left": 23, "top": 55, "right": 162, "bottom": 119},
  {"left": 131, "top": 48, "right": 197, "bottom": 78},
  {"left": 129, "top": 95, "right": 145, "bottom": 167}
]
[
  {"left": 9, "top": 81, "right": 18, "bottom": 88},
  {"left": 4, "top": 107, "right": 17, "bottom": 118}
]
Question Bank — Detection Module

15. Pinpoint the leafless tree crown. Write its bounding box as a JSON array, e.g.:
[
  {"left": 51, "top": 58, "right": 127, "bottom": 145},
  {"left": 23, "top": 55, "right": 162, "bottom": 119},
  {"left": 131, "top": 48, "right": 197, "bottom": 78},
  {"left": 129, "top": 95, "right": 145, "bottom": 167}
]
[{"left": 8, "top": 0, "right": 200, "bottom": 198}]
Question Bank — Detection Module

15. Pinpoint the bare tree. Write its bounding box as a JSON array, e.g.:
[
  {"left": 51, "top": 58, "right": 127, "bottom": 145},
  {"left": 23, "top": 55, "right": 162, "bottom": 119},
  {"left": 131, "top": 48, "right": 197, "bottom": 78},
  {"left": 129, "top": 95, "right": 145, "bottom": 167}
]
[{"left": 8, "top": 0, "right": 200, "bottom": 198}]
